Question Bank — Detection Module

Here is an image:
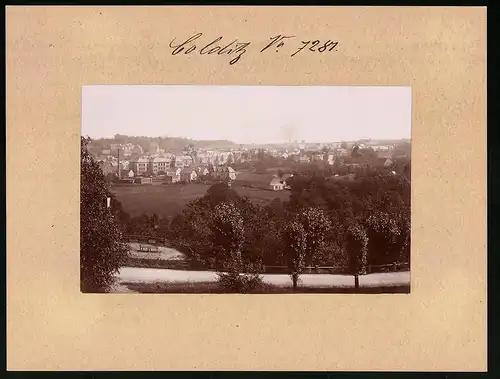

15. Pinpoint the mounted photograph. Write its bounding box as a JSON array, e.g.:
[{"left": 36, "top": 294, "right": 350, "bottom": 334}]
[{"left": 81, "top": 85, "right": 411, "bottom": 294}]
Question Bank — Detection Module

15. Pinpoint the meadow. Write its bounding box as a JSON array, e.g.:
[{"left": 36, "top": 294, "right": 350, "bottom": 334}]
[{"left": 111, "top": 182, "right": 290, "bottom": 218}]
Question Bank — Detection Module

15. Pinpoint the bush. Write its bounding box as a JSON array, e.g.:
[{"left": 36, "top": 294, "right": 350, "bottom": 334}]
[
  {"left": 216, "top": 258, "right": 265, "bottom": 293},
  {"left": 217, "top": 271, "right": 265, "bottom": 293}
]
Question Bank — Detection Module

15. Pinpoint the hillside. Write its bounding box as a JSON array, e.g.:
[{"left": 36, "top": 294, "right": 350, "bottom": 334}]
[{"left": 88, "top": 134, "right": 239, "bottom": 153}]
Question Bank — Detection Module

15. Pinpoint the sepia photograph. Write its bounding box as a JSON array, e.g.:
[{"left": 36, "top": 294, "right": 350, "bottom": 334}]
[{"left": 81, "top": 85, "right": 411, "bottom": 294}]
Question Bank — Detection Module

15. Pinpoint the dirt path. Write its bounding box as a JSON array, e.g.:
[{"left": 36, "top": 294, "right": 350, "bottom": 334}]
[{"left": 115, "top": 266, "right": 410, "bottom": 289}]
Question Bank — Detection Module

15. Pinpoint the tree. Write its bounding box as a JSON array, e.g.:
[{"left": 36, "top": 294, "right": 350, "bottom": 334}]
[
  {"left": 269, "top": 198, "right": 285, "bottom": 219},
  {"left": 363, "top": 209, "right": 401, "bottom": 266},
  {"left": 205, "top": 183, "right": 238, "bottom": 206},
  {"left": 80, "top": 137, "right": 128, "bottom": 293},
  {"left": 210, "top": 201, "right": 246, "bottom": 266},
  {"left": 351, "top": 144, "right": 362, "bottom": 158},
  {"left": 105, "top": 172, "right": 119, "bottom": 183},
  {"left": 169, "top": 198, "right": 215, "bottom": 267},
  {"left": 211, "top": 201, "right": 263, "bottom": 292},
  {"left": 340, "top": 141, "right": 348, "bottom": 150},
  {"left": 346, "top": 220, "right": 368, "bottom": 289},
  {"left": 298, "top": 207, "right": 332, "bottom": 265},
  {"left": 283, "top": 218, "right": 307, "bottom": 291}
]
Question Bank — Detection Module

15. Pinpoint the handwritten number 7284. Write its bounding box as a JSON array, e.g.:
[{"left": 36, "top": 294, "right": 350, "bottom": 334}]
[{"left": 291, "top": 40, "right": 338, "bottom": 57}]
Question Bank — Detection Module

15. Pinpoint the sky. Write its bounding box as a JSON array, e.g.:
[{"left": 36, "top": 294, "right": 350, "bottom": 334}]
[{"left": 82, "top": 85, "right": 411, "bottom": 144}]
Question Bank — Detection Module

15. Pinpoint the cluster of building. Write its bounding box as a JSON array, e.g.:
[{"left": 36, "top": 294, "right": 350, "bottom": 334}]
[
  {"left": 91, "top": 139, "right": 407, "bottom": 186},
  {"left": 94, "top": 141, "right": 241, "bottom": 184}
]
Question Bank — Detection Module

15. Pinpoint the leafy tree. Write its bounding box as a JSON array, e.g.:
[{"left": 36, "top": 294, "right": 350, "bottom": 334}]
[
  {"left": 211, "top": 201, "right": 264, "bottom": 292},
  {"left": 403, "top": 161, "right": 411, "bottom": 180},
  {"left": 269, "top": 198, "right": 285, "bottom": 219},
  {"left": 80, "top": 137, "right": 128, "bottom": 293},
  {"left": 169, "top": 198, "right": 215, "bottom": 266},
  {"left": 205, "top": 182, "right": 238, "bottom": 206},
  {"left": 210, "top": 201, "right": 246, "bottom": 266},
  {"left": 391, "top": 206, "right": 411, "bottom": 264},
  {"left": 359, "top": 147, "right": 377, "bottom": 162},
  {"left": 340, "top": 141, "right": 348, "bottom": 150},
  {"left": 283, "top": 218, "right": 307, "bottom": 291},
  {"left": 298, "top": 207, "right": 332, "bottom": 265},
  {"left": 105, "top": 172, "right": 119, "bottom": 183},
  {"left": 351, "top": 144, "right": 362, "bottom": 158},
  {"left": 363, "top": 210, "right": 400, "bottom": 265},
  {"left": 346, "top": 220, "right": 368, "bottom": 289}
]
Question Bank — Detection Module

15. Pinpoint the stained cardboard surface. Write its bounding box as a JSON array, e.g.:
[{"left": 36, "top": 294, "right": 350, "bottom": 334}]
[{"left": 6, "top": 6, "right": 486, "bottom": 371}]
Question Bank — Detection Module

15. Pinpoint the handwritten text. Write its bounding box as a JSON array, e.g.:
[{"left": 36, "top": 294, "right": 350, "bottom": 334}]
[{"left": 168, "top": 33, "right": 339, "bottom": 65}]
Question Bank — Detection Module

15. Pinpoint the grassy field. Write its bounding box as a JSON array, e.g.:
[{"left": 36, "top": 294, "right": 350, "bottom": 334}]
[{"left": 112, "top": 183, "right": 290, "bottom": 217}]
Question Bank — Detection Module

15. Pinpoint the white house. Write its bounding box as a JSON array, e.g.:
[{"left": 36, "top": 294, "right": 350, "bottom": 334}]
[
  {"left": 269, "top": 176, "right": 284, "bottom": 191},
  {"left": 166, "top": 168, "right": 181, "bottom": 183},
  {"left": 181, "top": 168, "right": 198, "bottom": 182},
  {"left": 133, "top": 156, "right": 150, "bottom": 175}
]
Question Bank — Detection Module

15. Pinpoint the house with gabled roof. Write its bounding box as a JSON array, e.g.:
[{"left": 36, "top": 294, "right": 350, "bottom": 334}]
[{"left": 269, "top": 175, "right": 284, "bottom": 191}]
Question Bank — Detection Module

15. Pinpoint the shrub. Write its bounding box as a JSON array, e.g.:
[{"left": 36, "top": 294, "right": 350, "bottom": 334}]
[
  {"left": 217, "top": 271, "right": 265, "bottom": 293},
  {"left": 216, "top": 260, "right": 265, "bottom": 293}
]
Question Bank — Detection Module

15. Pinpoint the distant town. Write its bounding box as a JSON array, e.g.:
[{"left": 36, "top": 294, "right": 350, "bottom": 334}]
[{"left": 87, "top": 135, "right": 411, "bottom": 190}]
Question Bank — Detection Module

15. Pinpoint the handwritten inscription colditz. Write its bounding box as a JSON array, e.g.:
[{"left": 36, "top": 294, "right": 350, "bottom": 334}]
[
  {"left": 169, "top": 33, "right": 251, "bottom": 65},
  {"left": 168, "top": 33, "right": 340, "bottom": 65}
]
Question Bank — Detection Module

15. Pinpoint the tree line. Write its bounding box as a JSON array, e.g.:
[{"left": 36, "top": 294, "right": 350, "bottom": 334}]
[
  {"left": 89, "top": 134, "right": 238, "bottom": 153},
  {"left": 162, "top": 168, "right": 410, "bottom": 291}
]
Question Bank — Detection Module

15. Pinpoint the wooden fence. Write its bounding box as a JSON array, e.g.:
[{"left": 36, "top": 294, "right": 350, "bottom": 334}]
[
  {"left": 262, "top": 262, "right": 410, "bottom": 275},
  {"left": 124, "top": 235, "right": 166, "bottom": 245}
]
